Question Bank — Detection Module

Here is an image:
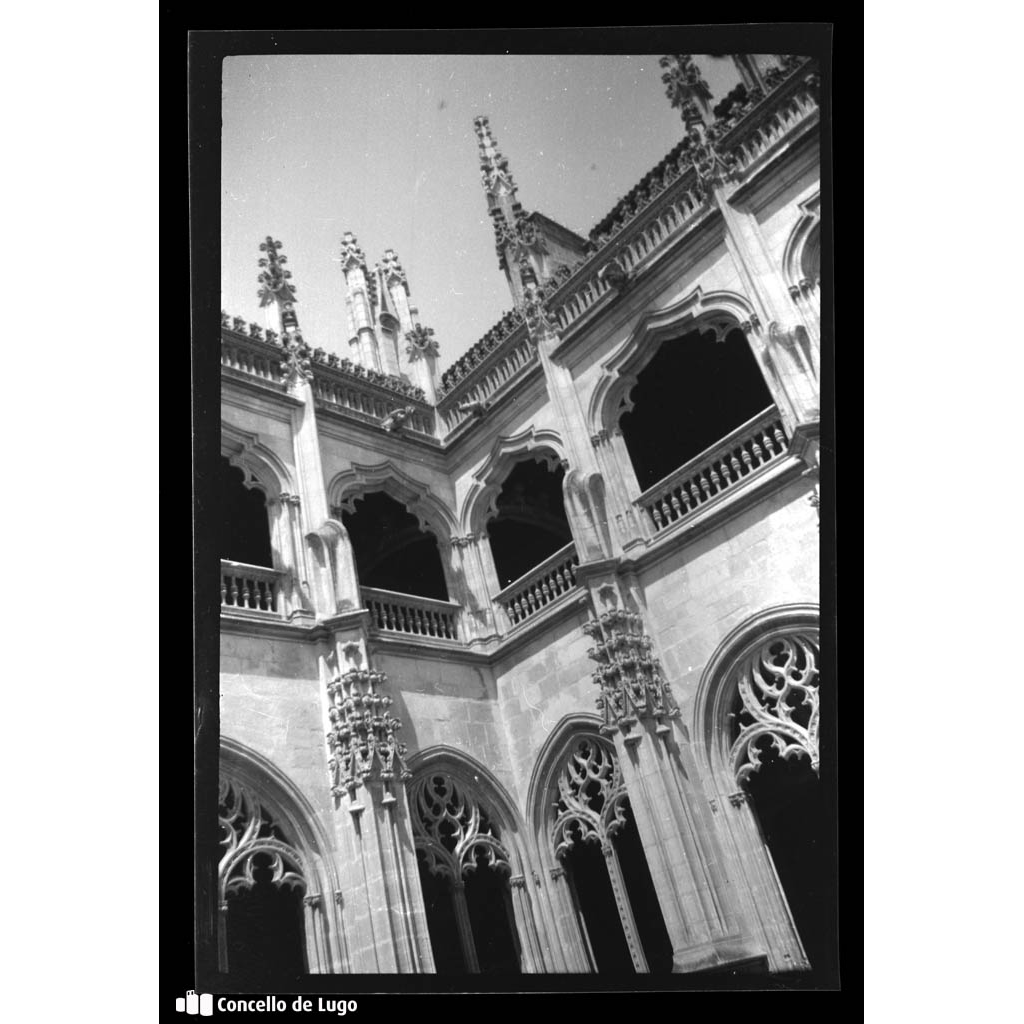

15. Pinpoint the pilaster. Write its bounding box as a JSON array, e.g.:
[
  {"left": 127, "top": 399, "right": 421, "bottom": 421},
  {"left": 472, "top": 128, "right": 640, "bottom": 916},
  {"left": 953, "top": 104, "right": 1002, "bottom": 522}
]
[
  {"left": 318, "top": 631, "right": 436, "bottom": 973},
  {"left": 579, "top": 569, "right": 757, "bottom": 972}
]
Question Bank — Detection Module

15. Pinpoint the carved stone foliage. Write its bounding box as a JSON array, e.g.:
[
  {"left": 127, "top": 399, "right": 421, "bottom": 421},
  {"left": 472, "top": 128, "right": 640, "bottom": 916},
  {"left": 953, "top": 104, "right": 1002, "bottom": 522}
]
[
  {"left": 326, "top": 666, "right": 411, "bottom": 799},
  {"left": 257, "top": 236, "right": 298, "bottom": 313},
  {"left": 283, "top": 330, "right": 313, "bottom": 385},
  {"left": 521, "top": 281, "right": 558, "bottom": 341},
  {"left": 410, "top": 773, "right": 511, "bottom": 881},
  {"left": 219, "top": 778, "right": 307, "bottom": 900},
  {"left": 730, "top": 632, "right": 820, "bottom": 785},
  {"left": 405, "top": 323, "right": 439, "bottom": 361},
  {"left": 550, "top": 736, "right": 629, "bottom": 859},
  {"left": 380, "top": 248, "right": 407, "bottom": 289},
  {"left": 338, "top": 232, "right": 367, "bottom": 273},
  {"left": 584, "top": 609, "right": 681, "bottom": 733}
]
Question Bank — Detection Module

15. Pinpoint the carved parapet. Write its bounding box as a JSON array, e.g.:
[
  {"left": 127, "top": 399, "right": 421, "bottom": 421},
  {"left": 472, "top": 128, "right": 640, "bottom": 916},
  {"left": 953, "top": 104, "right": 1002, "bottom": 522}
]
[{"left": 326, "top": 665, "right": 411, "bottom": 802}]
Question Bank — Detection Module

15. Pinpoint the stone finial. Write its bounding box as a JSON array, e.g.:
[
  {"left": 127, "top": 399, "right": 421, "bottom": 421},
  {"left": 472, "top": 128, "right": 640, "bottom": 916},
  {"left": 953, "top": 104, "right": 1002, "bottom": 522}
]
[
  {"left": 257, "top": 236, "right": 297, "bottom": 309},
  {"left": 339, "top": 232, "right": 368, "bottom": 273},
  {"left": 380, "top": 249, "right": 408, "bottom": 290},
  {"left": 659, "top": 55, "right": 713, "bottom": 125},
  {"left": 405, "top": 323, "right": 439, "bottom": 360},
  {"left": 474, "top": 114, "right": 516, "bottom": 197}
]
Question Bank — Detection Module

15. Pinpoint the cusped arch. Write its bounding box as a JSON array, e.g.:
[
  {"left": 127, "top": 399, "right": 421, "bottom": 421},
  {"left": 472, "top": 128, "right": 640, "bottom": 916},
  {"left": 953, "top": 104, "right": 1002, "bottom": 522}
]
[
  {"left": 781, "top": 194, "right": 821, "bottom": 290},
  {"left": 220, "top": 736, "right": 337, "bottom": 894},
  {"left": 406, "top": 745, "right": 531, "bottom": 876},
  {"left": 221, "top": 423, "right": 296, "bottom": 502},
  {"left": 526, "top": 712, "right": 605, "bottom": 853},
  {"left": 460, "top": 425, "right": 567, "bottom": 535},
  {"left": 692, "top": 603, "right": 820, "bottom": 778},
  {"left": 327, "top": 460, "right": 458, "bottom": 545},
  {"left": 587, "top": 287, "right": 760, "bottom": 436}
]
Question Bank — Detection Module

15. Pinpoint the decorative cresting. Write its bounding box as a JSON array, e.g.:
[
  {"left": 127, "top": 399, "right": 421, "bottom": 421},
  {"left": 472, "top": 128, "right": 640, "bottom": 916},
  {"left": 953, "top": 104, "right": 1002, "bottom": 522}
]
[
  {"left": 325, "top": 655, "right": 411, "bottom": 805},
  {"left": 549, "top": 735, "right": 629, "bottom": 860},
  {"left": 730, "top": 632, "right": 820, "bottom": 784},
  {"left": 219, "top": 777, "right": 308, "bottom": 902},
  {"left": 257, "top": 235, "right": 312, "bottom": 386},
  {"left": 659, "top": 55, "right": 734, "bottom": 190},
  {"left": 410, "top": 772, "right": 512, "bottom": 881},
  {"left": 583, "top": 607, "right": 680, "bottom": 734}
]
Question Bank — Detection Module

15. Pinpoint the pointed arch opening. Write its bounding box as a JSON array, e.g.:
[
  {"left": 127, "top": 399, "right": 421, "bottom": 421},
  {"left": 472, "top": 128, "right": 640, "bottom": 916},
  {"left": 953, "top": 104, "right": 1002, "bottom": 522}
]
[
  {"left": 618, "top": 326, "right": 775, "bottom": 492},
  {"left": 409, "top": 768, "right": 523, "bottom": 974},
  {"left": 538, "top": 729, "right": 672, "bottom": 974},
  {"left": 695, "top": 609, "right": 834, "bottom": 976},
  {"left": 219, "top": 455, "right": 274, "bottom": 568},
  {"left": 486, "top": 457, "right": 572, "bottom": 589},
  {"left": 218, "top": 739, "right": 346, "bottom": 976},
  {"left": 341, "top": 491, "right": 449, "bottom": 600}
]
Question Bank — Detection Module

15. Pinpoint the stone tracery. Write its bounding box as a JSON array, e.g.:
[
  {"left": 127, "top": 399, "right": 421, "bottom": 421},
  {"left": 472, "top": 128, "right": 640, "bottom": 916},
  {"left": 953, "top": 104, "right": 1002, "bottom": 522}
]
[
  {"left": 729, "top": 632, "right": 820, "bottom": 784},
  {"left": 410, "top": 772, "right": 511, "bottom": 881},
  {"left": 219, "top": 778, "right": 308, "bottom": 900},
  {"left": 549, "top": 736, "right": 629, "bottom": 859}
]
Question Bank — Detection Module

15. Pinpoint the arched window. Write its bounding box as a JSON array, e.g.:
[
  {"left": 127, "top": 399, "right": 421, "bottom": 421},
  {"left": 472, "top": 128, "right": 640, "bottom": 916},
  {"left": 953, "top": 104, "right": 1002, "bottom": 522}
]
[
  {"left": 410, "top": 772, "right": 522, "bottom": 974},
  {"left": 548, "top": 735, "right": 673, "bottom": 973},
  {"left": 220, "top": 456, "right": 273, "bottom": 568},
  {"left": 341, "top": 491, "right": 449, "bottom": 600},
  {"left": 219, "top": 778, "right": 308, "bottom": 983},
  {"left": 800, "top": 224, "right": 821, "bottom": 289},
  {"left": 618, "top": 327, "right": 775, "bottom": 492},
  {"left": 727, "top": 630, "right": 833, "bottom": 974},
  {"left": 486, "top": 458, "right": 572, "bottom": 588}
]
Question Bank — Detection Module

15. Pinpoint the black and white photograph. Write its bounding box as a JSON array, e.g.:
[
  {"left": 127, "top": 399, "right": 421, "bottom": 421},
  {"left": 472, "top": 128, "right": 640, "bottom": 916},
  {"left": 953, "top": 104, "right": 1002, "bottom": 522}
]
[{"left": 194, "top": 28, "right": 836, "bottom": 998}]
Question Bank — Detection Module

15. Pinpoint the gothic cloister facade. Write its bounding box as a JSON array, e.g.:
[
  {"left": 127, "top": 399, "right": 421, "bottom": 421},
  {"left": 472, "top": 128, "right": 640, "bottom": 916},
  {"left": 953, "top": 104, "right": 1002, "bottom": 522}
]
[{"left": 212, "top": 54, "right": 830, "bottom": 981}]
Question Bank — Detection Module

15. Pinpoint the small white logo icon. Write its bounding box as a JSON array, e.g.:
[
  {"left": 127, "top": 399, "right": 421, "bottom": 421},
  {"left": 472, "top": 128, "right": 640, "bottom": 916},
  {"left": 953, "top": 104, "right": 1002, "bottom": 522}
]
[{"left": 175, "top": 991, "right": 213, "bottom": 1016}]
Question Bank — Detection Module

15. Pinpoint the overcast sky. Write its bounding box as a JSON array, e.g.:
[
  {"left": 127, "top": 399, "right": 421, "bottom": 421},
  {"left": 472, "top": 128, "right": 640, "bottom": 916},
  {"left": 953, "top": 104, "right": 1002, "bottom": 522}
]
[{"left": 221, "top": 55, "right": 742, "bottom": 373}]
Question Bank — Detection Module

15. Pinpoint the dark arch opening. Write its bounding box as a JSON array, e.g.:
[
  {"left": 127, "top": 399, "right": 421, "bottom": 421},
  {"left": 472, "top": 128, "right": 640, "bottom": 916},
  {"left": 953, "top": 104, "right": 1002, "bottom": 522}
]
[
  {"left": 341, "top": 491, "right": 449, "bottom": 600},
  {"left": 618, "top": 327, "right": 774, "bottom": 491},
  {"left": 487, "top": 459, "right": 572, "bottom": 588},
  {"left": 224, "top": 853, "right": 306, "bottom": 985},
  {"left": 612, "top": 801, "right": 674, "bottom": 974},
  {"left": 564, "top": 835, "right": 635, "bottom": 973},
  {"left": 416, "top": 852, "right": 467, "bottom": 974},
  {"left": 464, "top": 848, "right": 521, "bottom": 974},
  {"left": 562, "top": 800, "right": 673, "bottom": 974},
  {"left": 732, "top": 671, "right": 835, "bottom": 977},
  {"left": 219, "top": 456, "right": 274, "bottom": 567}
]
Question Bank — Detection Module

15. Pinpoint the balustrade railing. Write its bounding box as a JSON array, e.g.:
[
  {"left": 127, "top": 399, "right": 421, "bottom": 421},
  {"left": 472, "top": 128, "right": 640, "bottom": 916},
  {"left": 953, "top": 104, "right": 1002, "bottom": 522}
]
[
  {"left": 636, "top": 408, "right": 789, "bottom": 534},
  {"left": 437, "top": 324, "right": 537, "bottom": 435},
  {"left": 221, "top": 560, "right": 285, "bottom": 616},
  {"left": 221, "top": 332, "right": 285, "bottom": 388},
  {"left": 548, "top": 175, "right": 709, "bottom": 337},
  {"left": 494, "top": 543, "right": 580, "bottom": 628},
  {"left": 724, "top": 66, "right": 820, "bottom": 177},
  {"left": 362, "top": 587, "right": 460, "bottom": 640},
  {"left": 312, "top": 371, "right": 435, "bottom": 436}
]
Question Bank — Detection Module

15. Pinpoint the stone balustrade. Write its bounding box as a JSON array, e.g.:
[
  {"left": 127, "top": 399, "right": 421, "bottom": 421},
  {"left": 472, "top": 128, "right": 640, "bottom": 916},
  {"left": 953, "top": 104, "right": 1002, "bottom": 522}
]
[
  {"left": 723, "top": 63, "right": 820, "bottom": 177},
  {"left": 221, "top": 331, "right": 286, "bottom": 389},
  {"left": 312, "top": 369, "right": 435, "bottom": 436},
  {"left": 436, "top": 322, "right": 538, "bottom": 435},
  {"left": 221, "top": 560, "right": 285, "bottom": 616},
  {"left": 494, "top": 542, "right": 580, "bottom": 628},
  {"left": 547, "top": 172, "right": 710, "bottom": 336},
  {"left": 362, "top": 586, "right": 461, "bottom": 640},
  {"left": 636, "top": 407, "right": 789, "bottom": 534}
]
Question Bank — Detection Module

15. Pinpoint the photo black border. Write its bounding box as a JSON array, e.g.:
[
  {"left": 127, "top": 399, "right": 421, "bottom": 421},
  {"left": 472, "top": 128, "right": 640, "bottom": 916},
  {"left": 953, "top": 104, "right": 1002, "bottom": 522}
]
[{"left": 183, "top": 21, "right": 856, "bottom": 1008}]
